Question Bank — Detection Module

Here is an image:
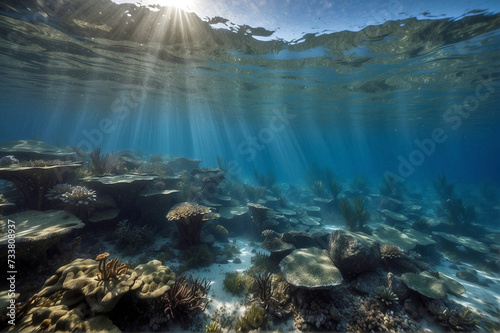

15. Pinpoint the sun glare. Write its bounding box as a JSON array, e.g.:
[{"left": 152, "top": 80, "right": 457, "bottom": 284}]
[{"left": 149, "top": 0, "right": 194, "bottom": 12}]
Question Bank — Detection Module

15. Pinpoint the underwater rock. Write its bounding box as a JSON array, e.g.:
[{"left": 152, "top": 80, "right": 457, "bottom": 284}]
[
  {"left": 83, "top": 174, "right": 157, "bottom": 212},
  {"left": 0, "top": 155, "right": 19, "bottom": 166},
  {"left": 279, "top": 247, "right": 343, "bottom": 289},
  {"left": 328, "top": 230, "right": 381, "bottom": 277},
  {"left": 351, "top": 271, "right": 383, "bottom": 295},
  {"left": 87, "top": 208, "right": 120, "bottom": 223},
  {"left": 217, "top": 206, "right": 250, "bottom": 235},
  {"left": 401, "top": 272, "right": 447, "bottom": 299},
  {"left": 437, "top": 272, "right": 466, "bottom": 296},
  {"left": 38, "top": 258, "right": 139, "bottom": 313},
  {"left": 299, "top": 216, "right": 321, "bottom": 226},
  {"left": 281, "top": 230, "right": 319, "bottom": 249},
  {"left": 385, "top": 272, "right": 410, "bottom": 301},
  {"left": 233, "top": 257, "right": 242, "bottom": 263},
  {"left": 402, "top": 228, "right": 437, "bottom": 247},
  {"left": 261, "top": 233, "right": 295, "bottom": 262},
  {"left": 0, "top": 140, "right": 77, "bottom": 161},
  {"left": 378, "top": 209, "right": 409, "bottom": 228},
  {"left": 215, "top": 254, "right": 228, "bottom": 264},
  {"left": 304, "top": 205, "right": 321, "bottom": 218},
  {"left": 0, "top": 162, "right": 82, "bottom": 210},
  {"left": 166, "top": 157, "right": 201, "bottom": 173},
  {"left": 432, "top": 231, "right": 490, "bottom": 254},
  {"left": 247, "top": 203, "right": 271, "bottom": 232},
  {"left": 10, "top": 304, "right": 120, "bottom": 332},
  {"left": 455, "top": 270, "right": 479, "bottom": 283},
  {"left": 311, "top": 230, "right": 331, "bottom": 249},
  {"left": 372, "top": 225, "right": 417, "bottom": 251},
  {"left": 167, "top": 202, "right": 219, "bottom": 249},
  {"left": 380, "top": 197, "right": 404, "bottom": 212},
  {"left": 0, "top": 210, "right": 84, "bottom": 264},
  {"left": 134, "top": 260, "right": 176, "bottom": 299}
]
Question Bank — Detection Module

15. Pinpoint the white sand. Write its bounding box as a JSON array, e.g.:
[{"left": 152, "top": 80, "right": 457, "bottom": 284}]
[{"left": 435, "top": 257, "right": 500, "bottom": 325}]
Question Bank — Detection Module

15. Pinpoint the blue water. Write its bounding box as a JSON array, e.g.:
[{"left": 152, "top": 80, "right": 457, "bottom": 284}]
[{"left": 0, "top": 0, "right": 499, "bottom": 189}]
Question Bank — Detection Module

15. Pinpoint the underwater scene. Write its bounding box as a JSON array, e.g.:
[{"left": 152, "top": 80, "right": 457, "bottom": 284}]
[{"left": 1, "top": 0, "right": 500, "bottom": 332}]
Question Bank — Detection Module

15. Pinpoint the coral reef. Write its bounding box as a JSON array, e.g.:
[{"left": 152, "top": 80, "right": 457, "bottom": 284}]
[
  {"left": 411, "top": 216, "right": 431, "bottom": 231},
  {"left": 374, "top": 286, "right": 399, "bottom": 306},
  {"left": 89, "top": 148, "right": 124, "bottom": 176},
  {"left": 426, "top": 300, "right": 478, "bottom": 331},
  {"left": 60, "top": 185, "right": 97, "bottom": 219},
  {"left": 223, "top": 271, "right": 246, "bottom": 295},
  {"left": 252, "top": 271, "right": 278, "bottom": 309},
  {"left": 160, "top": 275, "right": 210, "bottom": 324},
  {"left": 329, "top": 179, "right": 342, "bottom": 199},
  {"left": 380, "top": 244, "right": 404, "bottom": 261},
  {"left": 135, "top": 161, "right": 174, "bottom": 177},
  {"left": 167, "top": 202, "right": 219, "bottom": 249},
  {"left": 181, "top": 244, "right": 214, "bottom": 269},
  {"left": 338, "top": 196, "right": 369, "bottom": 231},
  {"left": 94, "top": 252, "right": 129, "bottom": 282},
  {"left": 234, "top": 304, "right": 269, "bottom": 332},
  {"left": 0, "top": 155, "right": 19, "bottom": 166},
  {"left": 114, "top": 219, "right": 157, "bottom": 253},
  {"left": 206, "top": 320, "right": 222, "bottom": 333},
  {"left": 312, "top": 180, "right": 327, "bottom": 197},
  {"left": 0, "top": 162, "right": 81, "bottom": 209}
]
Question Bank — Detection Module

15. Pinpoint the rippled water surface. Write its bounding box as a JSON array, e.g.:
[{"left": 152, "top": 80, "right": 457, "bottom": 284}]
[{"left": 0, "top": 0, "right": 499, "bottom": 184}]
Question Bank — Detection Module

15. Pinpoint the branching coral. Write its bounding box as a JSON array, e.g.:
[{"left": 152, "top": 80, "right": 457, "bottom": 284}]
[
  {"left": 167, "top": 202, "right": 220, "bottom": 249},
  {"left": 46, "top": 183, "right": 96, "bottom": 219},
  {"left": 45, "top": 183, "right": 73, "bottom": 202},
  {"left": 94, "top": 252, "right": 129, "bottom": 282},
  {"left": 374, "top": 286, "right": 399, "bottom": 306},
  {"left": 380, "top": 244, "right": 404, "bottom": 261},
  {"left": 161, "top": 275, "right": 210, "bottom": 324}
]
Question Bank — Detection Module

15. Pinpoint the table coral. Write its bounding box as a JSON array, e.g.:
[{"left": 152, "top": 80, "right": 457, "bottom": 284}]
[{"left": 166, "top": 202, "right": 219, "bottom": 249}]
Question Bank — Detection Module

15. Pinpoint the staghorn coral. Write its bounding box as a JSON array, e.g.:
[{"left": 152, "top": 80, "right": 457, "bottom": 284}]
[
  {"left": 374, "top": 286, "right": 399, "bottom": 306},
  {"left": 235, "top": 304, "right": 269, "bottom": 332},
  {"left": 160, "top": 275, "right": 210, "bottom": 324},
  {"left": 380, "top": 244, "right": 404, "bottom": 261},
  {"left": 94, "top": 252, "right": 129, "bottom": 283},
  {"left": 167, "top": 202, "right": 219, "bottom": 249}
]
